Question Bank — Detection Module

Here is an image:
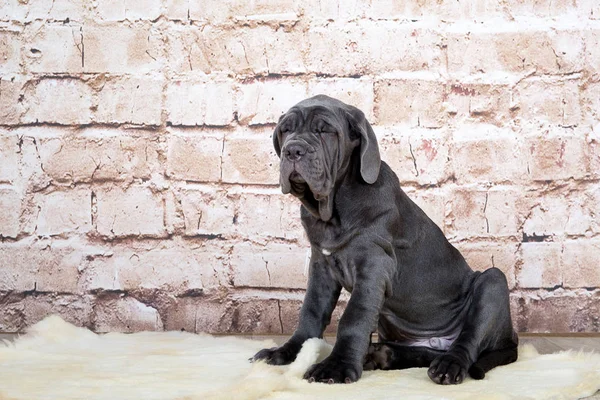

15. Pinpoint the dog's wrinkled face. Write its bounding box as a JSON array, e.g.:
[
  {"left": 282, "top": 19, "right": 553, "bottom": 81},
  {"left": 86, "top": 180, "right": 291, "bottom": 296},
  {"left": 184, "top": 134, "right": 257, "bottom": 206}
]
[
  {"left": 273, "top": 95, "right": 381, "bottom": 221},
  {"left": 276, "top": 103, "right": 350, "bottom": 201}
]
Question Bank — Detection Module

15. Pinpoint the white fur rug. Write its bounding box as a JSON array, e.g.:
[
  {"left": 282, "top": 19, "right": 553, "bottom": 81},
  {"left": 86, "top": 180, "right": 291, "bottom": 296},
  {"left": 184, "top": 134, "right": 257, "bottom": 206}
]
[{"left": 1, "top": 316, "right": 599, "bottom": 400}]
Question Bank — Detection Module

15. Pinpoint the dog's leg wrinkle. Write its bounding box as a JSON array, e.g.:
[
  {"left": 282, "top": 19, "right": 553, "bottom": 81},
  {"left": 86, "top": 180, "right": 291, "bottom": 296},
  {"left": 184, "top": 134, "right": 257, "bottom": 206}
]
[{"left": 428, "top": 268, "right": 518, "bottom": 385}]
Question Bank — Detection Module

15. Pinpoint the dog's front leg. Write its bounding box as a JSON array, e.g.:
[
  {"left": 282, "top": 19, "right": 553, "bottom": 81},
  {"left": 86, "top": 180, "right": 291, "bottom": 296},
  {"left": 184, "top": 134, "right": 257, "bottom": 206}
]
[
  {"left": 252, "top": 250, "right": 342, "bottom": 365},
  {"left": 303, "top": 253, "right": 393, "bottom": 384}
]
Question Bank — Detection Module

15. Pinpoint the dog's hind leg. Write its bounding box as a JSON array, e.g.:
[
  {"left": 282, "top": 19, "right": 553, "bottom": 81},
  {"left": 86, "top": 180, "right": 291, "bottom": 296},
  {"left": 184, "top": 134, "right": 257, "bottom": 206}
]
[
  {"left": 427, "top": 268, "right": 518, "bottom": 385},
  {"left": 468, "top": 332, "right": 519, "bottom": 379},
  {"left": 363, "top": 342, "right": 444, "bottom": 371}
]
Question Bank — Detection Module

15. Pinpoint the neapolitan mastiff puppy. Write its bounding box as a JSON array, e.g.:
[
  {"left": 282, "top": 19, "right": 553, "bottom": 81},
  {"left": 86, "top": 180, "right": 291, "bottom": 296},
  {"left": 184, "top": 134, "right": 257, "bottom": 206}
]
[{"left": 252, "top": 95, "right": 519, "bottom": 385}]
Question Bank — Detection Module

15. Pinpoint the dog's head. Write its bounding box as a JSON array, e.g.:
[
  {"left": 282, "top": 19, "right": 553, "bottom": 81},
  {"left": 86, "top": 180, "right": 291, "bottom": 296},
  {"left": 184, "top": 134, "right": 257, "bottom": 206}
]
[{"left": 273, "top": 95, "right": 381, "bottom": 221}]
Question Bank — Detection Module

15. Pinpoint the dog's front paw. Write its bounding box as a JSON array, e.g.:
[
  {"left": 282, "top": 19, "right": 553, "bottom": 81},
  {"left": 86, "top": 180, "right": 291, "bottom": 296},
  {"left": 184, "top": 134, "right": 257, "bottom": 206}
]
[
  {"left": 428, "top": 353, "right": 468, "bottom": 385},
  {"left": 251, "top": 342, "right": 300, "bottom": 365},
  {"left": 303, "top": 355, "right": 361, "bottom": 384}
]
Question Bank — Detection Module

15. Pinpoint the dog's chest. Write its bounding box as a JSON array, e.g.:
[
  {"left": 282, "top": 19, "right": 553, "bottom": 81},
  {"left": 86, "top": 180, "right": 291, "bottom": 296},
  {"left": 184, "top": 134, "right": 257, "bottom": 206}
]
[
  {"left": 302, "top": 212, "right": 365, "bottom": 290},
  {"left": 305, "top": 223, "right": 358, "bottom": 290}
]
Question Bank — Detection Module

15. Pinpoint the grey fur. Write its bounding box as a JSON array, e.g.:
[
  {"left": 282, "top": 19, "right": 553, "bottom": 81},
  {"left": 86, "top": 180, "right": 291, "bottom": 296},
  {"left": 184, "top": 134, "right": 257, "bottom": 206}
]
[{"left": 253, "top": 95, "right": 518, "bottom": 385}]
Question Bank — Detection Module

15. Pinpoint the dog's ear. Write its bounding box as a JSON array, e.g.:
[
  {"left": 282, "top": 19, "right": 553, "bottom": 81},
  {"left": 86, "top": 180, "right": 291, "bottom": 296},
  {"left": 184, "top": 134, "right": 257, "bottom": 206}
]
[
  {"left": 272, "top": 126, "right": 281, "bottom": 158},
  {"left": 272, "top": 114, "right": 285, "bottom": 158},
  {"left": 346, "top": 107, "right": 381, "bottom": 184}
]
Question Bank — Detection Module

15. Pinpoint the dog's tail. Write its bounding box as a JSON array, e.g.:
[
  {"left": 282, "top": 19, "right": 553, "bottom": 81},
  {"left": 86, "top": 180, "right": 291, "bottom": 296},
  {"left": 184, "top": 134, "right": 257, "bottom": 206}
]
[{"left": 468, "top": 346, "right": 518, "bottom": 380}]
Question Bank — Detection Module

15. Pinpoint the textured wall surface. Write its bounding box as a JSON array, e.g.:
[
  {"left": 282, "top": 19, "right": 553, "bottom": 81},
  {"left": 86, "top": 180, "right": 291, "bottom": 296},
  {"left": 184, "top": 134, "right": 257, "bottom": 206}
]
[{"left": 0, "top": 0, "right": 599, "bottom": 334}]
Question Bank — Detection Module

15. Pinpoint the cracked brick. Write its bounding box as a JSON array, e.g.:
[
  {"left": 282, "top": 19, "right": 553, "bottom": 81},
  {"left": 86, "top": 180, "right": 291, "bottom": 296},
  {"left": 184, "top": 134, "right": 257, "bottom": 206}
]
[
  {"left": 37, "top": 132, "right": 163, "bottom": 183},
  {"left": 23, "top": 78, "right": 93, "bottom": 125},
  {"left": 95, "top": 186, "right": 166, "bottom": 238},
  {"left": 231, "top": 242, "right": 308, "bottom": 289},
  {"left": 95, "top": 75, "right": 163, "bottom": 125},
  {"left": 166, "top": 79, "right": 233, "bottom": 126},
  {"left": 375, "top": 78, "right": 446, "bottom": 127},
  {"left": 94, "top": 296, "right": 164, "bottom": 333}
]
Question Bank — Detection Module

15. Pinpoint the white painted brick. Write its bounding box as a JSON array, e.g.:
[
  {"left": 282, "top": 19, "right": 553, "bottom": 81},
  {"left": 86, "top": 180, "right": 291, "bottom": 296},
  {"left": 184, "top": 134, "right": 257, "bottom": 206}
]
[
  {"left": 0, "top": 188, "right": 21, "bottom": 238},
  {"left": 231, "top": 242, "right": 307, "bottom": 289},
  {"left": 23, "top": 78, "right": 92, "bottom": 125},
  {"left": 79, "top": 240, "right": 223, "bottom": 292},
  {"left": 485, "top": 188, "right": 524, "bottom": 236},
  {"left": 0, "top": 0, "right": 26, "bottom": 20},
  {"left": 523, "top": 197, "right": 567, "bottom": 238},
  {"left": 2, "top": 0, "right": 599, "bottom": 334},
  {"left": 166, "top": 133, "right": 223, "bottom": 182},
  {"left": 95, "top": 76, "right": 163, "bottom": 125},
  {"left": 95, "top": 186, "right": 166, "bottom": 238},
  {"left": 92, "top": 0, "right": 162, "bottom": 21},
  {"left": 24, "top": 25, "right": 83, "bottom": 74},
  {"left": 37, "top": 132, "right": 163, "bottom": 183},
  {"left": 187, "top": 0, "right": 297, "bottom": 22},
  {"left": 0, "top": 134, "right": 19, "bottom": 183},
  {"left": 0, "top": 76, "right": 26, "bottom": 125},
  {"left": 450, "top": 187, "right": 522, "bottom": 238},
  {"left": 0, "top": 28, "right": 21, "bottom": 73},
  {"left": 583, "top": 0, "right": 600, "bottom": 20},
  {"left": 234, "top": 191, "right": 302, "bottom": 240},
  {"left": 164, "top": 0, "right": 188, "bottom": 20},
  {"left": 582, "top": 80, "right": 600, "bottom": 130},
  {"left": 175, "top": 187, "right": 236, "bottom": 237},
  {"left": 84, "top": 24, "right": 162, "bottom": 74},
  {"left": 445, "top": 83, "right": 512, "bottom": 125},
  {"left": 562, "top": 239, "right": 600, "bottom": 288},
  {"left": 519, "top": 242, "right": 562, "bottom": 288},
  {"left": 448, "top": 30, "right": 584, "bottom": 76},
  {"left": 365, "top": 0, "right": 468, "bottom": 20},
  {"left": 451, "top": 124, "right": 527, "bottom": 183},
  {"left": 514, "top": 79, "right": 581, "bottom": 127},
  {"left": 94, "top": 297, "right": 164, "bottom": 333},
  {"left": 23, "top": 0, "right": 86, "bottom": 21},
  {"left": 237, "top": 80, "right": 308, "bottom": 125},
  {"left": 0, "top": 241, "right": 82, "bottom": 293},
  {"left": 11, "top": 134, "right": 48, "bottom": 193},
  {"left": 307, "top": 22, "right": 443, "bottom": 75},
  {"left": 166, "top": 79, "right": 233, "bottom": 126},
  {"left": 526, "top": 130, "right": 587, "bottom": 181},
  {"left": 35, "top": 188, "right": 91, "bottom": 236},
  {"left": 299, "top": 0, "right": 359, "bottom": 20},
  {"left": 20, "top": 295, "right": 93, "bottom": 331},
  {"left": 307, "top": 78, "right": 374, "bottom": 121},
  {"left": 379, "top": 126, "right": 451, "bottom": 186},
  {"left": 375, "top": 79, "right": 446, "bottom": 128},
  {"left": 167, "top": 25, "right": 305, "bottom": 75},
  {"left": 222, "top": 132, "right": 279, "bottom": 185},
  {"left": 499, "top": 0, "right": 581, "bottom": 18},
  {"left": 588, "top": 185, "right": 600, "bottom": 234}
]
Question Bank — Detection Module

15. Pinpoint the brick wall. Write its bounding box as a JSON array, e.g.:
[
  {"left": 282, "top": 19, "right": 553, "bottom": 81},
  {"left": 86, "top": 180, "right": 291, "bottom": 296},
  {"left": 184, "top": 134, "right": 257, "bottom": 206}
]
[{"left": 1, "top": 0, "right": 599, "bottom": 334}]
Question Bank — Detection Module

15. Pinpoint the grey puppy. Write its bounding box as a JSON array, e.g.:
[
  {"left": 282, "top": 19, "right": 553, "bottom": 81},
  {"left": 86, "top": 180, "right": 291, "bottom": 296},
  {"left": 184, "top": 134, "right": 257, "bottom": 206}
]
[{"left": 253, "top": 95, "right": 518, "bottom": 385}]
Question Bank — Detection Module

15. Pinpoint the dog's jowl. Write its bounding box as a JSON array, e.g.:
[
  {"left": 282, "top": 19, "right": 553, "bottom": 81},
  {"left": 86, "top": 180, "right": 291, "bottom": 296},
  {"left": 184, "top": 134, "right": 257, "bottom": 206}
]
[{"left": 252, "top": 95, "right": 519, "bottom": 385}]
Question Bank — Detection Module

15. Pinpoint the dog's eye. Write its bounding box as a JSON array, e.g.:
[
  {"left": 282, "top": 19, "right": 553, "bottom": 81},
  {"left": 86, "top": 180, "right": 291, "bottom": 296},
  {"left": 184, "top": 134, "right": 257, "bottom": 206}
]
[{"left": 314, "top": 123, "right": 331, "bottom": 134}]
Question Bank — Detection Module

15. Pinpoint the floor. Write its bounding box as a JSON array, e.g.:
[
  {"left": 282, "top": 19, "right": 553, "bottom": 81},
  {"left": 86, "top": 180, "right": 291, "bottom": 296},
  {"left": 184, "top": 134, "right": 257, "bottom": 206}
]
[{"left": 1, "top": 333, "right": 599, "bottom": 398}]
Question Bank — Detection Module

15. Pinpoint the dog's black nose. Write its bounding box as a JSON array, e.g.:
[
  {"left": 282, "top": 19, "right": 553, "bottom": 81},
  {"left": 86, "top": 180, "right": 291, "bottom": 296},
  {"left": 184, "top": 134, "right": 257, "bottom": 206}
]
[{"left": 284, "top": 144, "right": 306, "bottom": 161}]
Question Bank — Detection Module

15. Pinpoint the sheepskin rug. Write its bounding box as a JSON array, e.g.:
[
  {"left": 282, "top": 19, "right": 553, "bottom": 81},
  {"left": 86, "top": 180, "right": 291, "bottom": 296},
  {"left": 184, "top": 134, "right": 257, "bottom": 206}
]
[{"left": 1, "top": 316, "right": 599, "bottom": 400}]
